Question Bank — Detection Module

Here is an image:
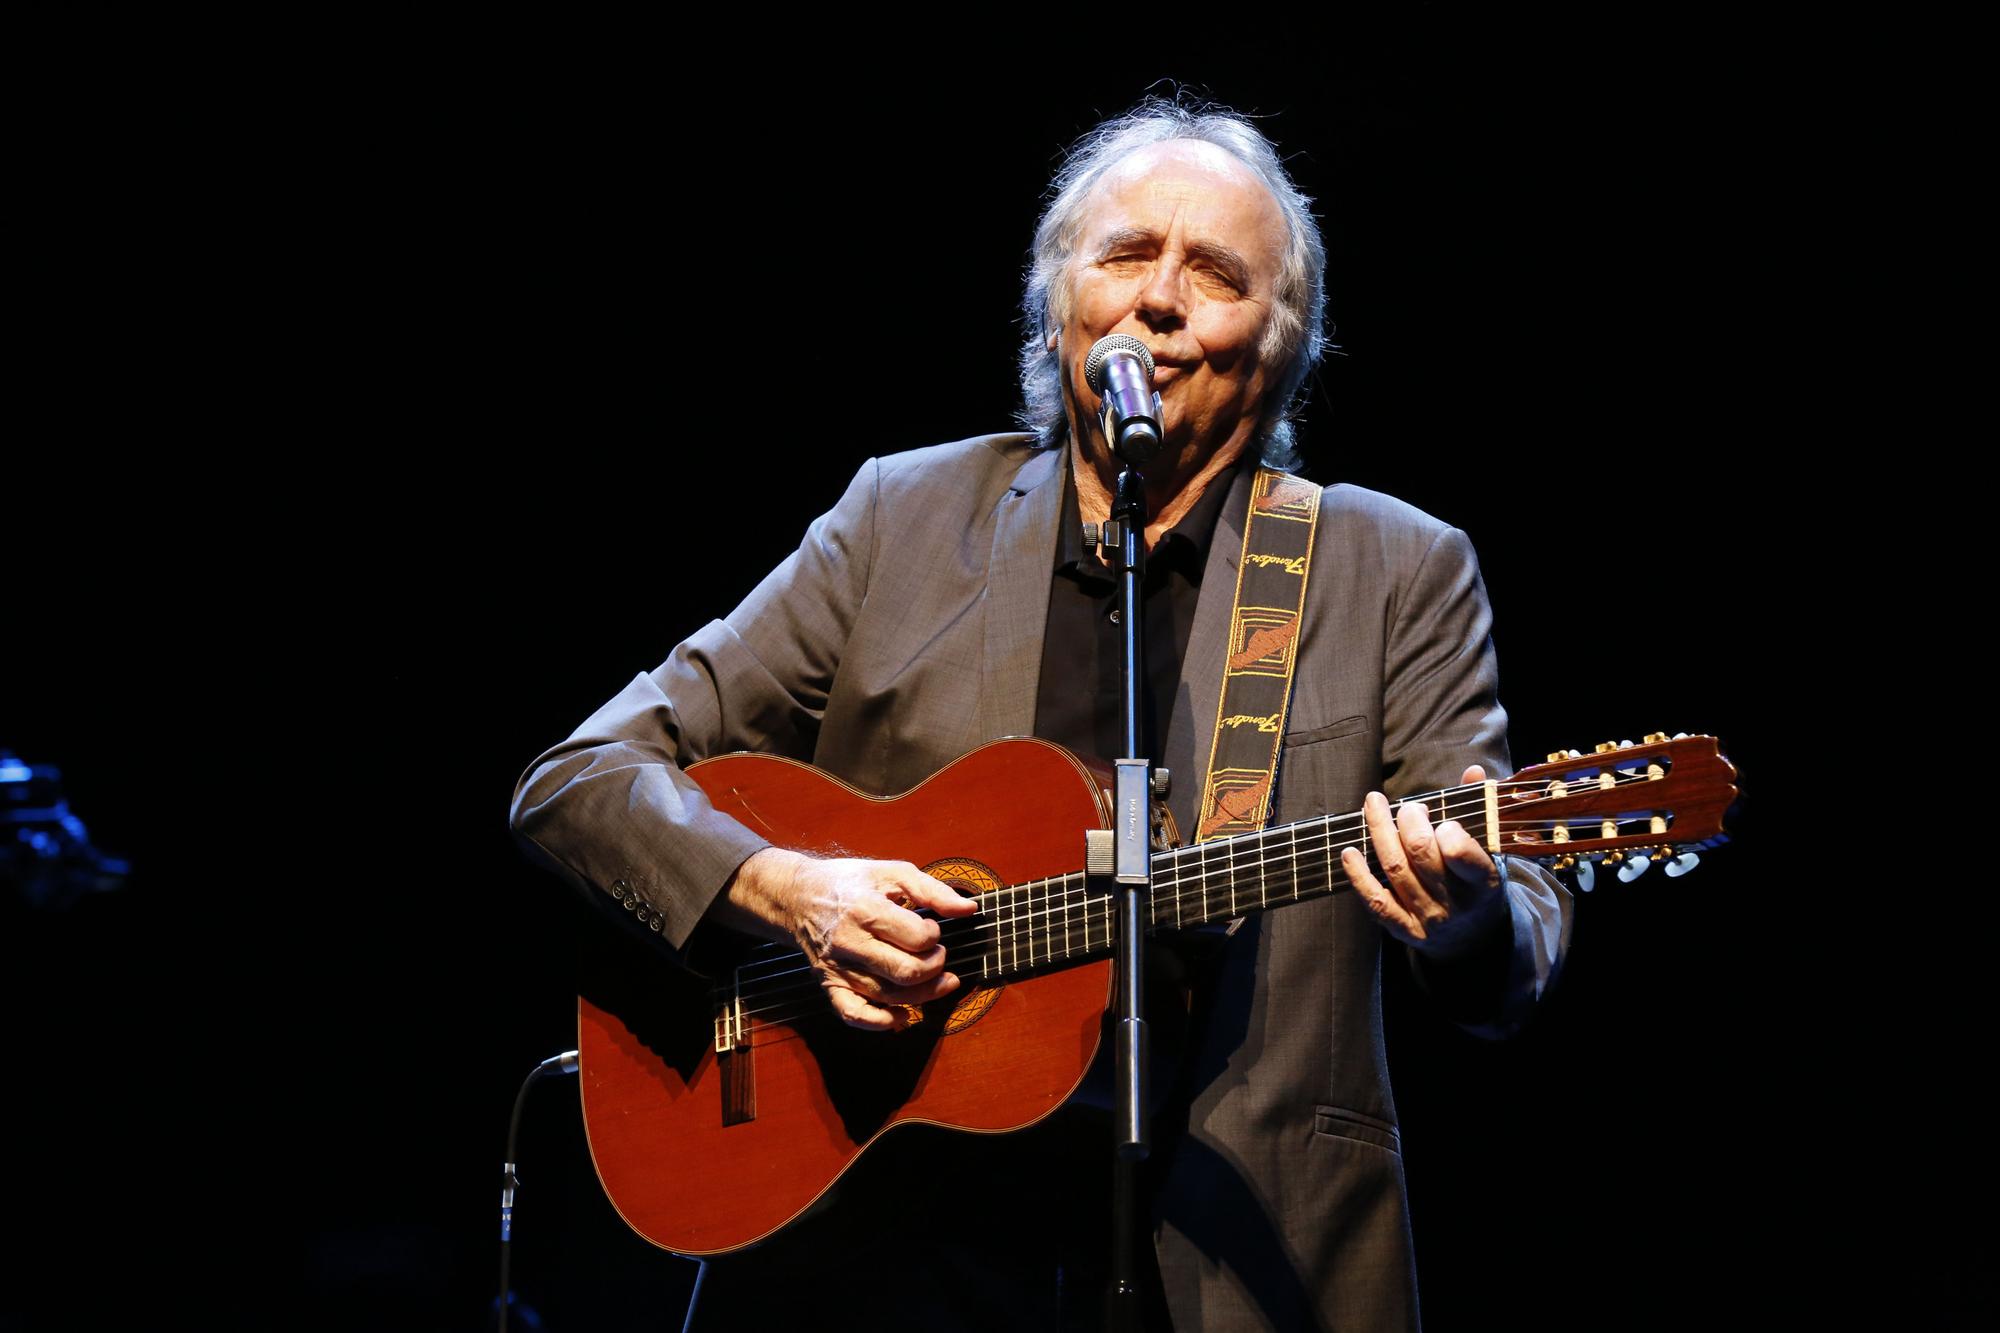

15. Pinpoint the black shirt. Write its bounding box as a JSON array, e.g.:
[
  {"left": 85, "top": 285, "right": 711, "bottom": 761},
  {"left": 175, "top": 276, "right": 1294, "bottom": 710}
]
[{"left": 1032, "top": 453, "right": 1246, "bottom": 765}]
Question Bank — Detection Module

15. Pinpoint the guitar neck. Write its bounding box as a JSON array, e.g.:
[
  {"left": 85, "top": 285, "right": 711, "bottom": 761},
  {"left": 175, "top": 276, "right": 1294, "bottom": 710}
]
[{"left": 938, "top": 780, "right": 1487, "bottom": 984}]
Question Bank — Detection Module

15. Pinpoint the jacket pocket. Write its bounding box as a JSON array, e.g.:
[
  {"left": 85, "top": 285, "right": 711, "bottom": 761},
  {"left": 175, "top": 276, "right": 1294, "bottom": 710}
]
[
  {"left": 1284, "top": 714, "right": 1369, "bottom": 748},
  {"left": 1312, "top": 1104, "right": 1402, "bottom": 1154}
]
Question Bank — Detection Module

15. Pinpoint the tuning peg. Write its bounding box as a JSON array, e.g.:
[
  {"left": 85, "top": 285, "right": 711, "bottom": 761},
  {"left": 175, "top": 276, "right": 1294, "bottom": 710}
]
[
  {"left": 1644, "top": 732, "right": 1669, "bottom": 745},
  {"left": 1672, "top": 732, "right": 1689, "bottom": 740},
  {"left": 1575, "top": 859, "right": 1596, "bottom": 893},
  {"left": 1594, "top": 742, "right": 1619, "bottom": 755},
  {"left": 1664, "top": 852, "right": 1700, "bottom": 878},
  {"left": 1617, "top": 853, "right": 1652, "bottom": 883}
]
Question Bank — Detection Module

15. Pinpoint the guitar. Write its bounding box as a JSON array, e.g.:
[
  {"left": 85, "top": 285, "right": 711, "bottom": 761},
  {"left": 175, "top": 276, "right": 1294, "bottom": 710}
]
[{"left": 576, "top": 733, "right": 1735, "bottom": 1256}]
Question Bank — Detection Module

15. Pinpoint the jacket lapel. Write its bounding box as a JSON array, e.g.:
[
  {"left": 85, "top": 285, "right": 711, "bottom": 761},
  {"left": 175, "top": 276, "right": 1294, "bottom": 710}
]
[{"left": 977, "top": 444, "right": 1065, "bottom": 743}]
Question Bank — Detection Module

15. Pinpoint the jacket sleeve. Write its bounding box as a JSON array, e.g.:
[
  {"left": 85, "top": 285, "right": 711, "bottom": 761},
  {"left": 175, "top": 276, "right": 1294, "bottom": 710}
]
[
  {"left": 507, "top": 458, "right": 881, "bottom": 966},
  {"left": 1379, "top": 524, "right": 1574, "bottom": 1038}
]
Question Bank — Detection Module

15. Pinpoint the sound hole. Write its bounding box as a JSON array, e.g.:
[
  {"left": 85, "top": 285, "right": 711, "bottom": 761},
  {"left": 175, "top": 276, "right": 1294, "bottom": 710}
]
[{"left": 925, "top": 857, "right": 1004, "bottom": 1036}]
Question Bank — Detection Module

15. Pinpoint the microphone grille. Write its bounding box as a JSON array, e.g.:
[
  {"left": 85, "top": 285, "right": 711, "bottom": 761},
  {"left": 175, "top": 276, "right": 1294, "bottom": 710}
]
[{"left": 1083, "top": 334, "right": 1155, "bottom": 392}]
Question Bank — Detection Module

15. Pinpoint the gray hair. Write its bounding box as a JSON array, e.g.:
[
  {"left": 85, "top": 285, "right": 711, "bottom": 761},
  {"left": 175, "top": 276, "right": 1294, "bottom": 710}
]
[{"left": 1016, "top": 96, "right": 1328, "bottom": 470}]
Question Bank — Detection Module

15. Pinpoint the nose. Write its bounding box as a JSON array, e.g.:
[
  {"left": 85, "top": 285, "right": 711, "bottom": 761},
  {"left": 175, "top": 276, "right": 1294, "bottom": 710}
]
[{"left": 1135, "top": 255, "right": 1188, "bottom": 329}]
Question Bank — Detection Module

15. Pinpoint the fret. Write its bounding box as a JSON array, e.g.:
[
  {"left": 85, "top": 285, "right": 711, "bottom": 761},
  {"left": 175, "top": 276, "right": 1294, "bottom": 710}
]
[
  {"left": 1056, "top": 872, "right": 1072, "bottom": 956},
  {"left": 1213, "top": 838, "right": 1225, "bottom": 924},
  {"left": 976, "top": 892, "right": 992, "bottom": 976},
  {"left": 1027, "top": 878, "right": 1039, "bottom": 969},
  {"left": 1024, "top": 884, "right": 1033, "bottom": 969},
  {"left": 1195, "top": 839, "right": 1209, "bottom": 926},
  {"left": 1043, "top": 877, "right": 1055, "bottom": 962},
  {"left": 1035, "top": 880, "right": 1046, "bottom": 966},
  {"left": 1063, "top": 874, "right": 1074, "bottom": 960},
  {"left": 1000, "top": 888, "right": 1016, "bottom": 972},
  {"left": 1257, "top": 826, "right": 1268, "bottom": 911},
  {"left": 1227, "top": 835, "right": 1237, "bottom": 919},
  {"left": 1071, "top": 880, "right": 1083, "bottom": 956},
  {"left": 1067, "top": 877, "right": 1080, "bottom": 961},
  {"left": 1019, "top": 883, "right": 1030, "bottom": 971},
  {"left": 1288, "top": 821, "right": 1301, "bottom": 902},
  {"left": 1043, "top": 878, "right": 1054, "bottom": 962},
  {"left": 1050, "top": 878, "right": 1059, "bottom": 960},
  {"left": 1016, "top": 881, "right": 1027, "bottom": 972},
  {"left": 1019, "top": 880, "right": 1030, "bottom": 971},
  {"left": 1037, "top": 878, "right": 1048, "bottom": 967}
]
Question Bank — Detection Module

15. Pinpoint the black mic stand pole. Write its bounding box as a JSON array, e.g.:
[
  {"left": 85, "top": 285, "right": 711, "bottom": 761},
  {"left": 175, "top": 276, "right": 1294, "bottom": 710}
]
[{"left": 1102, "top": 461, "right": 1154, "bottom": 1331}]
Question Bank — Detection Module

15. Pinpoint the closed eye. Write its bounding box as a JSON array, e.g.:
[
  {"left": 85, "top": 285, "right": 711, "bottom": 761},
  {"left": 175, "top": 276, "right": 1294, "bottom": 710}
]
[{"left": 1192, "top": 263, "right": 1243, "bottom": 293}]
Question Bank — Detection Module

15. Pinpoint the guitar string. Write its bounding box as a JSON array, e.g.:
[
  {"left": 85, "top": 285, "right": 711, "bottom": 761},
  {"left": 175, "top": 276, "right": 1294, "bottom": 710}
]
[
  {"left": 718, "top": 775, "right": 1666, "bottom": 1009},
  {"left": 723, "top": 767, "right": 1653, "bottom": 986},
  {"left": 730, "top": 809, "right": 1595, "bottom": 1034},
  {"left": 715, "top": 783, "right": 1669, "bottom": 1027},
  {"left": 728, "top": 858, "right": 1381, "bottom": 1032},
  {"left": 721, "top": 772, "right": 1605, "bottom": 975},
  {"left": 721, "top": 784, "right": 1506, "bottom": 989}
]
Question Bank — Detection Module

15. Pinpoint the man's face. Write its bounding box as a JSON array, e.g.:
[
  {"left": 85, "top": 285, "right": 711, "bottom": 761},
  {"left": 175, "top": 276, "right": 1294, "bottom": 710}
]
[{"left": 1060, "top": 140, "right": 1288, "bottom": 472}]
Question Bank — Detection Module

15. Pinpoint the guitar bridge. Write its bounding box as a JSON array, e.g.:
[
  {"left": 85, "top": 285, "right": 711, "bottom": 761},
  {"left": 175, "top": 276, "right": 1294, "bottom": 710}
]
[{"left": 713, "top": 980, "right": 754, "bottom": 1126}]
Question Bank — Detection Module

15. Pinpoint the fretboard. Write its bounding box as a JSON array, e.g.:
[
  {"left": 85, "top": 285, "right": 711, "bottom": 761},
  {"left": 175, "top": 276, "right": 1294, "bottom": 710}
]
[{"left": 938, "top": 781, "right": 1489, "bottom": 983}]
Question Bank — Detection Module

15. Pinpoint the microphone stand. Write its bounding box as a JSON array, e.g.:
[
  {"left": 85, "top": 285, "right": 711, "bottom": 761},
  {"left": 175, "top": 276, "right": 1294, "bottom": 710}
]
[{"left": 1104, "top": 461, "right": 1153, "bottom": 1331}]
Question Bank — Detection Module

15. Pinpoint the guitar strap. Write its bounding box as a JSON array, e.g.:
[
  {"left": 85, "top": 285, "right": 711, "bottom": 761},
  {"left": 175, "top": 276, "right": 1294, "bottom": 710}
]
[{"left": 1193, "top": 467, "right": 1322, "bottom": 845}]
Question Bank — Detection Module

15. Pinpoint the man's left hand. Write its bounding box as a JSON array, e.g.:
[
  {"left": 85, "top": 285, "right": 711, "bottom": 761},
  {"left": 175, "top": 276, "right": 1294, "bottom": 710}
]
[{"left": 1340, "top": 764, "right": 1507, "bottom": 959}]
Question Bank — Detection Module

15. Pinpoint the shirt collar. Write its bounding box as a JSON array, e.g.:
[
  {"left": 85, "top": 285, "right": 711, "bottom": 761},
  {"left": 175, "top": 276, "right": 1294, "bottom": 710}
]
[{"left": 1054, "top": 445, "right": 1253, "bottom": 581}]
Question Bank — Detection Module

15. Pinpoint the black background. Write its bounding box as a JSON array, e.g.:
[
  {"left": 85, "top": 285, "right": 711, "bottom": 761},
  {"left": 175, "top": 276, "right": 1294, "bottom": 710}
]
[{"left": 7, "top": 14, "right": 1943, "bottom": 1332}]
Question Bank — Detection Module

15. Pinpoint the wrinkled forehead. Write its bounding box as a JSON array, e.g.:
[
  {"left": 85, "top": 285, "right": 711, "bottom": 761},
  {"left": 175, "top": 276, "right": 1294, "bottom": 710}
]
[{"left": 1076, "top": 140, "right": 1288, "bottom": 274}]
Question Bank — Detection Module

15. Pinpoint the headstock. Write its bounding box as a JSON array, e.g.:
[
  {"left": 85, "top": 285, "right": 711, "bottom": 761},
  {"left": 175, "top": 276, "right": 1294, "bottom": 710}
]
[{"left": 1501, "top": 734, "right": 1736, "bottom": 890}]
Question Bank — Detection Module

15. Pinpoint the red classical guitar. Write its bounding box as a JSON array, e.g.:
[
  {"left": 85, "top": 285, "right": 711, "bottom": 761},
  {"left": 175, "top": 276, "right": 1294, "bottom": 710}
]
[{"left": 575, "top": 734, "right": 1735, "bottom": 1255}]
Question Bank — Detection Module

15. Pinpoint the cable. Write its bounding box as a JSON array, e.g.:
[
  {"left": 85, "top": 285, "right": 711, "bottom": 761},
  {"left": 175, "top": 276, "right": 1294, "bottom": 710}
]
[{"left": 496, "top": 1050, "right": 579, "bottom": 1332}]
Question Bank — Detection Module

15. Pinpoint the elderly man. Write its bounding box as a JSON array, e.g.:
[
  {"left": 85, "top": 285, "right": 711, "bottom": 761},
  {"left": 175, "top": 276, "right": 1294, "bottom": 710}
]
[{"left": 513, "top": 98, "right": 1571, "bottom": 1331}]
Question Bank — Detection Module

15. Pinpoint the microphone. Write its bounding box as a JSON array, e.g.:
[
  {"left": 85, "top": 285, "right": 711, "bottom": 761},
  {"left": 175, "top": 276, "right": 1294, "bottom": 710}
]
[{"left": 1084, "top": 334, "right": 1164, "bottom": 465}]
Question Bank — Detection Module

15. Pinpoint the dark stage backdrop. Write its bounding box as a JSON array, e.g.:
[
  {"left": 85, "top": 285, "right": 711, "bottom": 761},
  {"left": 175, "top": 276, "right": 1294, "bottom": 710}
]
[{"left": 9, "top": 20, "right": 1919, "bottom": 1333}]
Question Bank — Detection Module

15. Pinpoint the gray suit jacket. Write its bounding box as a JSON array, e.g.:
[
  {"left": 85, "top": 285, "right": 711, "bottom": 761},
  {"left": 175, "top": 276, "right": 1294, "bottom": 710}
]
[{"left": 512, "top": 433, "right": 1572, "bottom": 1332}]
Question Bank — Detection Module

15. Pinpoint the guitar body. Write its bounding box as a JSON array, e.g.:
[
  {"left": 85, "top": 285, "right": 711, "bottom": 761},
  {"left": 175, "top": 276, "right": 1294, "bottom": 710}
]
[{"left": 576, "top": 738, "right": 1116, "bottom": 1256}]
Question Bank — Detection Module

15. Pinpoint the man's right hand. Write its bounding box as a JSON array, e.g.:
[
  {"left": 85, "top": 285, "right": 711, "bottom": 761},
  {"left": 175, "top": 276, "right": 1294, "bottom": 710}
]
[{"left": 715, "top": 847, "right": 980, "bottom": 1031}]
